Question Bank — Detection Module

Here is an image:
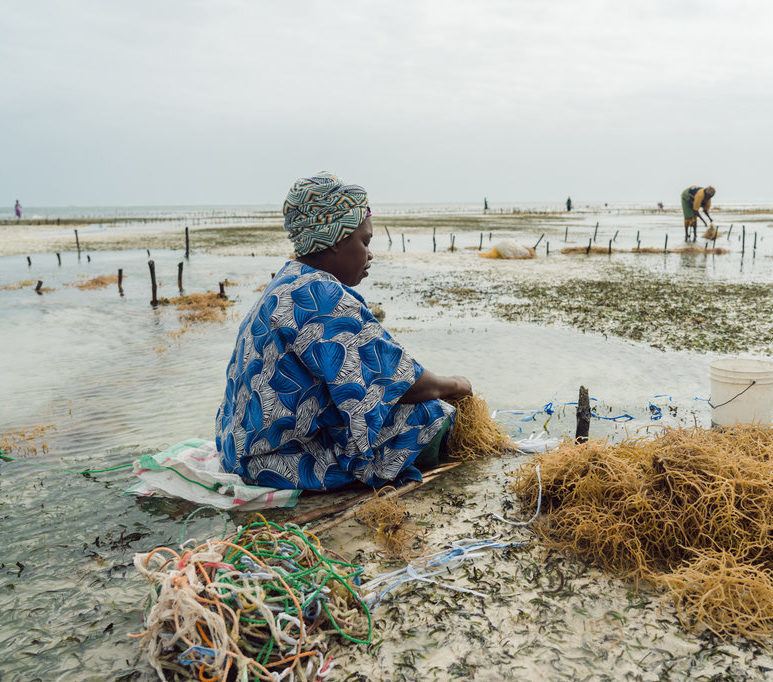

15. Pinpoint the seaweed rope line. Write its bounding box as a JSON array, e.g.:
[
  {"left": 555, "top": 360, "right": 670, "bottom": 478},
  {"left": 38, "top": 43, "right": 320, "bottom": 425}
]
[
  {"left": 359, "top": 538, "right": 530, "bottom": 609},
  {"left": 133, "top": 518, "right": 371, "bottom": 681},
  {"left": 360, "top": 469, "right": 542, "bottom": 609},
  {"left": 708, "top": 380, "right": 757, "bottom": 410}
]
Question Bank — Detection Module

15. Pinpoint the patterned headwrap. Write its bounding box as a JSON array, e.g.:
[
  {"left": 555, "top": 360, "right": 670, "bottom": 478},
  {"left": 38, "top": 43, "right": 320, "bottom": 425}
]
[{"left": 283, "top": 171, "right": 370, "bottom": 257}]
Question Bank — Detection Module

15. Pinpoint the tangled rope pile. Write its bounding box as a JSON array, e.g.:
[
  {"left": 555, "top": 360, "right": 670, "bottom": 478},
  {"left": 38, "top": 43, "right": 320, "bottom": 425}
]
[
  {"left": 132, "top": 517, "right": 371, "bottom": 681},
  {"left": 511, "top": 425, "right": 773, "bottom": 640}
]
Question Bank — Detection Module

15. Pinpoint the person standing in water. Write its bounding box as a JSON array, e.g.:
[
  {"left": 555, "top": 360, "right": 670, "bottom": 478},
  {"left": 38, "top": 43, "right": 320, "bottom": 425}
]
[
  {"left": 680, "top": 185, "right": 715, "bottom": 241},
  {"left": 14, "top": 200, "right": 22, "bottom": 219},
  {"left": 566, "top": 196, "right": 572, "bottom": 212}
]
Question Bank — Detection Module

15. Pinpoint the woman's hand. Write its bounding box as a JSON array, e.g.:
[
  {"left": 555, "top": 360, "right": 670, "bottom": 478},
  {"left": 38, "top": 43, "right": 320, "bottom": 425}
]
[
  {"left": 442, "top": 375, "right": 473, "bottom": 400},
  {"left": 398, "top": 370, "right": 473, "bottom": 404}
]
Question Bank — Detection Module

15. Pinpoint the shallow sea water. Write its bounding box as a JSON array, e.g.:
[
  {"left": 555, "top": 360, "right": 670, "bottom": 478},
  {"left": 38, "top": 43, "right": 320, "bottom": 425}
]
[{"left": 1, "top": 203, "right": 771, "bottom": 680}]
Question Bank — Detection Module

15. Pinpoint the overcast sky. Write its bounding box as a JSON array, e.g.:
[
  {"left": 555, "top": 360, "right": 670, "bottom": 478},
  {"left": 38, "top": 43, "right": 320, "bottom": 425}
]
[{"left": 1, "top": 0, "right": 771, "bottom": 206}]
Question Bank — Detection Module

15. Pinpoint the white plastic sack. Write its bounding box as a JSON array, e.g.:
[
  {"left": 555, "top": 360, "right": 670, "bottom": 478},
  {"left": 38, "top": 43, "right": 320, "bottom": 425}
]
[
  {"left": 513, "top": 432, "right": 560, "bottom": 453},
  {"left": 126, "top": 438, "right": 300, "bottom": 510}
]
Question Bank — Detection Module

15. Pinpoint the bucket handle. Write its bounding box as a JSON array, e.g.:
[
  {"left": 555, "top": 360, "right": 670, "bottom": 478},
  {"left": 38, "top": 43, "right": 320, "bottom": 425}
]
[{"left": 708, "top": 379, "right": 757, "bottom": 409}]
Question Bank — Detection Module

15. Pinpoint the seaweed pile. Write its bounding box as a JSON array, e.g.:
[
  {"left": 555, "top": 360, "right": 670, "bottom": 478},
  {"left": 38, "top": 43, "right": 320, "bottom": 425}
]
[
  {"left": 511, "top": 425, "right": 773, "bottom": 640},
  {"left": 448, "top": 394, "right": 513, "bottom": 461}
]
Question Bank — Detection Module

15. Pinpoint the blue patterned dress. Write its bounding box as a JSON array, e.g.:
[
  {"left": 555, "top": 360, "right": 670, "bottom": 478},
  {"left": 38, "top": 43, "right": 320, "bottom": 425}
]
[{"left": 215, "top": 260, "right": 455, "bottom": 490}]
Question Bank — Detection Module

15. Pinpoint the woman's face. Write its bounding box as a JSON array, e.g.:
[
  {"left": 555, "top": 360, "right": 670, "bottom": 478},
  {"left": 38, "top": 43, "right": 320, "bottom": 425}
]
[{"left": 329, "top": 217, "right": 373, "bottom": 286}]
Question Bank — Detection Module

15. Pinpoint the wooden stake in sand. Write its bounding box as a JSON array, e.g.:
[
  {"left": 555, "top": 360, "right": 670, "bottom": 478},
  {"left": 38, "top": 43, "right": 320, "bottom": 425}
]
[
  {"left": 185, "top": 226, "right": 190, "bottom": 258},
  {"left": 56, "top": 252, "right": 61, "bottom": 266},
  {"left": 586, "top": 238, "right": 592, "bottom": 255},
  {"left": 546, "top": 241, "right": 550, "bottom": 256},
  {"left": 575, "top": 385, "right": 591, "bottom": 443},
  {"left": 384, "top": 224, "right": 392, "bottom": 246},
  {"left": 35, "top": 281, "right": 43, "bottom": 295},
  {"left": 593, "top": 222, "right": 599, "bottom": 242},
  {"left": 177, "top": 262, "right": 184, "bottom": 293},
  {"left": 218, "top": 281, "right": 226, "bottom": 299},
  {"left": 26, "top": 256, "right": 31, "bottom": 267},
  {"left": 613, "top": 229, "right": 619, "bottom": 242},
  {"left": 742, "top": 225, "right": 746, "bottom": 255},
  {"left": 664, "top": 234, "right": 669, "bottom": 251},
  {"left": 479, "top": 232, "right": 483, "bottom": 250},
  {"left": 533, "top": 233, "right": 544, "bottom": 249},
  {"left": 432, "top": 227, "right": 436, "bottom": 252},
  {"left": 608, "top": 239, "right": 612, "bottom": 255},
  {"left": 87, "top": 254, "right": 91, "bottom": 263},
  {"left": 727, "top": 224, "right": 734, "bottom": 239},
  {"left": 450, "top": 234, "right": 456, "bottom": 252},
  {"left": 564, "top": 226, "right": 568, "bottom": 242},
  {"left": 401, "top": 233, "right": 405, "bottom": 252},
  {"left": 74, "top": 229, "right": 80, "bottom": 257},
  {"left": 118, "top": 268, "right": 124, "bottom": 296},
  {"left": 148, "top": 260, "right": 158, "bottom": 307}
]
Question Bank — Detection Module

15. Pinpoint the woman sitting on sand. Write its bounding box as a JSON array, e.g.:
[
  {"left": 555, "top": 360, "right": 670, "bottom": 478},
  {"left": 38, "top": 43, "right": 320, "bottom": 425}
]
[{"left": 215, "top": 172, "right": 472, "bottom": 490}]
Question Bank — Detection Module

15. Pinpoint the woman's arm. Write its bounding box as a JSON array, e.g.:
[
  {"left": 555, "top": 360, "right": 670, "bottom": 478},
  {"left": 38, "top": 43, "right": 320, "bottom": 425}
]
[{"left": 398, "top": 369, "right": 473, "bottom": 404}]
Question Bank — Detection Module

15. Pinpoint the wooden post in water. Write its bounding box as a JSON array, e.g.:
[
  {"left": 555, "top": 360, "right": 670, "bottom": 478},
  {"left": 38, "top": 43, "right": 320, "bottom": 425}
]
[
  {"left": 384, "top": 224, "right": 392, "bottom": 246},
  {"left": 185, "top": 226, "right": 190, "bottom": 258},
  {"left": 218, "top": 281, "right": 226, "bottom": 299},
  {"left": 742, "top": 225, "right": 746, "bottom": 255},
  {"left": 753, "top": 231, "right": 757, "bottom": 255},
  {"left": 608, "top": 239, "right": 612, "bottom": 255},
  {"left": 727, "top": 224, "right": 733, "bottom": 239},
  {"left": 613, "top": 229, "right": 619, "bottom": 242},
  {"left": 432, "top": 227, "right": 436, "bottom": 252},
  {"left": 450, "top": 234, "right": 456, "bottom": 252},
  {"left": 118, "top": 268, "right": 124, "bottom": 296},
  {"left": 636, "top": 229, "right": 640, "bottom": 244},
  {"left": 664, "top": 234, "right": 668, "bottom": 251},
  {"left": 177, "top": 262, "right": 184, "bottom": 293},
  {"left": 401, "top": 233, "right": 405, "bottom": 252},
  {"left": 74, "top": 229, "right": 81, "bottom": 257},
  {"left": 148, "top": 260, "right": 158, "bottom": 306},
  {"left": 546, "top": 241, "right": 550, "bottom": 256},
  {"left": 489, "top": 231, "right": 492, "bottom": 241},
  {"left": 26, "top": 256, "right": 31, "bottom": 267},
  {"left": 56, "top": 252, "right": 61, "bottom": 266},
  {"left": 35, "top": 280, "right": 43, "bottom": 295},
  {"left": 146, "top": 249, "right": 151, "bottom": 258},
  {"left": 564, "top": 226, "right": 568, "bottom": 242},
  {"left": 533, "top": 233, "right": 544, "bottom": 249},
  {"left": 575, "top": 385, "right": 591, "bottom": 443},
  {"left": 593, "top": 222, "right": 599, "bottom": 242},
  {"left": 87, "top": 254, "right": 91, "bottom": 263},
  {"left": 586, "top": 238, "right": 592, "bottom": 255},
  {"left": 479, "top": 232, "right": 483, "bottom": 250}
]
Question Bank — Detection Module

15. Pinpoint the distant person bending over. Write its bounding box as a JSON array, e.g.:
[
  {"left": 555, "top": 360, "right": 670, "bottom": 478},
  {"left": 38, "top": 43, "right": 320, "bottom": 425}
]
[
  {"left": 215, "top": 171, "right": 472, "bottom": 491},
  {"left": 681, "top": 185, "right": 715, "bottom": 241},
  {"left": 566, "top": 196, "right": 572, "bottom": 212},
  {"left": 14, "top": 200, "right": 21, "bottom": 220}
]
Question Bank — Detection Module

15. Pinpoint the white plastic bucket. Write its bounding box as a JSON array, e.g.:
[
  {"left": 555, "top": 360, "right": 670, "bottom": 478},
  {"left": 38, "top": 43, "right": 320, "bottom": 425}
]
[{"left": 709, "top": 358, "right": 773, "bottom": 426}]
